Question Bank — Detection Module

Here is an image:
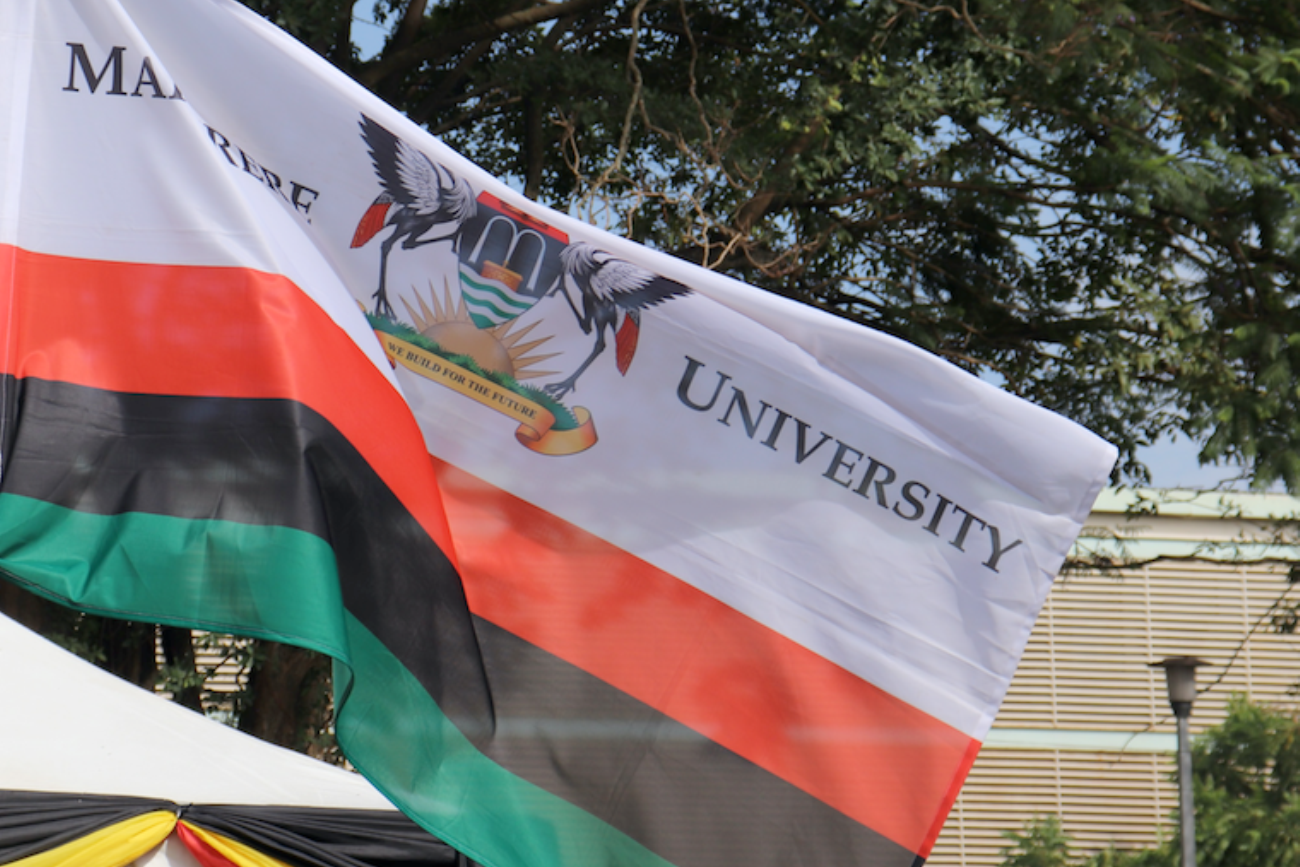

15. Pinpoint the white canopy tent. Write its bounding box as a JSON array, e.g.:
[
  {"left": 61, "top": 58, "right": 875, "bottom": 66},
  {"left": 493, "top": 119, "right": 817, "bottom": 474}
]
[
  {"left": 0, "top": 612, "right": 391, "bottom": 808},
  {"left": 0, "top": 613, "right": 455, "bottom": 867}
]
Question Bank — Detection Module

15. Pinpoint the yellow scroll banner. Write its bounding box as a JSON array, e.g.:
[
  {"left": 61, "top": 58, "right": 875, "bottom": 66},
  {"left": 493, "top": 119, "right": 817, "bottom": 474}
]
[{"left": 379, "top": 333, "right": 598, "bottom": 455}]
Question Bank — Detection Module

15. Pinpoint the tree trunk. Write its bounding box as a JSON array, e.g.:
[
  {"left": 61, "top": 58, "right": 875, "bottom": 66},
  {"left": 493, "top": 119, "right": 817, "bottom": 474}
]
[
  {"left": 97, "top": 619, "right": 157, "bottom": 690},
  {"left": 0, "top": 581, "right": 56, "bottom": 634},
  {"left": 238, "top": 640, "right": 333, "bottom": 756}
]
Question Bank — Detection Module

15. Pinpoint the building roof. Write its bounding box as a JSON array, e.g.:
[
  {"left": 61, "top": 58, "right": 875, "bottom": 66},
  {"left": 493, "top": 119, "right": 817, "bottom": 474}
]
[{"left": 1075, "top": 487, "right": 1300, "bottom": 565}]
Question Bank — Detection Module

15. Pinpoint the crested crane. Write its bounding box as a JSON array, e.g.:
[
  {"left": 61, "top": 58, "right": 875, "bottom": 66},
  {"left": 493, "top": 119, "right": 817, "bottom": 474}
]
[
  {"left": 350, "top": 115, "right": 476, "bottom": 318},
  {"left": 544, "top": 242, "right": 691, "bottom": 399}
]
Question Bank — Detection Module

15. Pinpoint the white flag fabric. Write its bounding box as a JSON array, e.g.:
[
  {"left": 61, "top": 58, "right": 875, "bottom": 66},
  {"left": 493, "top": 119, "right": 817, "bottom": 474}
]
[{"left": 0, "top": 2, "right": 1116, "bottom": 866}]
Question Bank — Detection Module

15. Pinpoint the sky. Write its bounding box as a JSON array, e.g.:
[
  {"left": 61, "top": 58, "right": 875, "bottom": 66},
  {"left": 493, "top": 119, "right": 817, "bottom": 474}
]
[
  {"left": 1138, "top": 435, "right": 1259, "bottom": 492},
  {"left": 352, "top": 3, "right": 385, "bottom": 60}
]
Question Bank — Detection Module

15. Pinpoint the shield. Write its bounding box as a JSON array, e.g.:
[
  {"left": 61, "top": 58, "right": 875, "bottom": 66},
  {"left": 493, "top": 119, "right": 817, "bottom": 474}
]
[{"left": 457, "top": 192, "right": 569, "bottom": 329}]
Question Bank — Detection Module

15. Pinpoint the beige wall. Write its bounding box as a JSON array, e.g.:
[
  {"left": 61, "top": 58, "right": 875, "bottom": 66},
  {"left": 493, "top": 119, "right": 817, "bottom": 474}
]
[{"left": 929, "top": 490, "right": 1300, "bottom": 866}]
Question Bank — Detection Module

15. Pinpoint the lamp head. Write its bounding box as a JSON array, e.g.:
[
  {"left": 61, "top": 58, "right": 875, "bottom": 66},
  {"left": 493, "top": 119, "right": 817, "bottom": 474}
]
[{"left": 1149, "top": 656, "right": 1210, "bottom": 717}]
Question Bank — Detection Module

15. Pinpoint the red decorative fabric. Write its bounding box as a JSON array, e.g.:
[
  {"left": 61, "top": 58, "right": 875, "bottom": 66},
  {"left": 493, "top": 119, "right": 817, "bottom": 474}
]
[{"left": 177, "top": 823, "right": 241, "bottom": 867}]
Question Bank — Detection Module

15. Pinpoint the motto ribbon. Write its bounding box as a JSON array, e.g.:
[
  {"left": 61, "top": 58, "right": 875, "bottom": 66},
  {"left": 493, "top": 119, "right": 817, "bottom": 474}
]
[{"left": 380, "top": 334, "right": 598, "bottom": 456}]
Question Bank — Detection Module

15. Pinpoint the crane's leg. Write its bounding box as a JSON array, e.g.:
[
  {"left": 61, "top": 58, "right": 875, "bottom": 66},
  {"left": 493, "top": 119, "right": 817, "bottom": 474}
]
[
  {"left": 549, "top": 279, "right": 592, "bottom": 335},
  {"left": 544, "top": 331, "right": 607, "bottom": 399},
  {"left": 373, "top": 233, "right": 399, "bottom": 319}
]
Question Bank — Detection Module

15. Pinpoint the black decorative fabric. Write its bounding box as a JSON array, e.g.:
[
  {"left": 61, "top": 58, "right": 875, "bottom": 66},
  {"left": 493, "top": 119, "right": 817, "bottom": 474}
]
[
  {"left": 0, "top": 790, "right": 474, "bottom": 866},
  {"left": 182, "top": 805, "right": 465, "bottom": 867},
  {"left": 0, "top": 791, "right": 172, "bottom": 862}
]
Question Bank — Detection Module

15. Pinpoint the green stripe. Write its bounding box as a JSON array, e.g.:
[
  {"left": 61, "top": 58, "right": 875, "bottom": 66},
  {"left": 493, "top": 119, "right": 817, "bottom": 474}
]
[
  {"left": 0, "top": 493, "right": 348, "bottom": 660},
  {"left": 336, "top": 613, "right": 677, "bottom": 867}
]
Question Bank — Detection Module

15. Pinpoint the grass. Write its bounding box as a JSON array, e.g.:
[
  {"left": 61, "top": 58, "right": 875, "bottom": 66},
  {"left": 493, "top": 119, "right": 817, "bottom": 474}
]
[{"left": 368, "top": 314, "right": 580, "bottom": 431}]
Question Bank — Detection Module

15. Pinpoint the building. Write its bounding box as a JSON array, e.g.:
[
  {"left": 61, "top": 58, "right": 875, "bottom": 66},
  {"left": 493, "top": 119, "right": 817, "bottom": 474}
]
[{"left": 928, "top": 488, "right": 1300, "bottom": 866}]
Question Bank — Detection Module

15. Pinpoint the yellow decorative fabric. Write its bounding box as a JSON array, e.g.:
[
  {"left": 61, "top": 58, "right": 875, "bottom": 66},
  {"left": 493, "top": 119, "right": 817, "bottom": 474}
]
[
  {"left": 7, "top": 810, "right": 176, "bottom": 867},
  {"left": 178, "top": 823, "right": 294, "bottom": 867}
]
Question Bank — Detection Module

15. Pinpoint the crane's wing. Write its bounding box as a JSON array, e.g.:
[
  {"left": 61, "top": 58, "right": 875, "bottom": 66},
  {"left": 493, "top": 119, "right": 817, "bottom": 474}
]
[
  {"left": 590, "top": 256, "right": 692, "bottom": 310},
  {"left": 359, "top": 115, "right": 445, "bottom": 216}
]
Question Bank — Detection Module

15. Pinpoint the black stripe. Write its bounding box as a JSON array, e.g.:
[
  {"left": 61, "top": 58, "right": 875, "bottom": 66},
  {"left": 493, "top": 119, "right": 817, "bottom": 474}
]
[
  {"left": 470, "top": 616, "right": 919, "bottom": 867},
  {"left": 0, "top": 376, "right": 918, "bottom": 866},
  {"left": 0, "top": 375, "right": 492, "bottom": 741},
  {"left": 1, "top": 378, "right": 330, "bottom": 534}
]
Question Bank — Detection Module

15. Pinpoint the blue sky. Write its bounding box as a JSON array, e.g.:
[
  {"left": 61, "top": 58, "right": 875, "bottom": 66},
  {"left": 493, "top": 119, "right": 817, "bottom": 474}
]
[
  {"left": 352, "top": 2, "right": 386, "bottom": 59},
  {"left": 1139, "top": 435, "right": 1252, "bottom": 491}
]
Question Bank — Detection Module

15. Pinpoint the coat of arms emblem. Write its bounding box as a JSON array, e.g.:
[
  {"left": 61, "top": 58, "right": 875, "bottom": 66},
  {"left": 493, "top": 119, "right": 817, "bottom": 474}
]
[{"left": 349, "top": 115, "right": 690, "bottom": 455}]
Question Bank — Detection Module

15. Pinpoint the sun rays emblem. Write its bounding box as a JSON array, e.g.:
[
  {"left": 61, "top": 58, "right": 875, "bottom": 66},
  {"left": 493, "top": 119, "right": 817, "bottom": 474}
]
[
  {"left": 401, "top": 279, "right": 558, "bottom": 383},
  {"left": 371, "top": 280, "right": 600, "bottom": 456}
]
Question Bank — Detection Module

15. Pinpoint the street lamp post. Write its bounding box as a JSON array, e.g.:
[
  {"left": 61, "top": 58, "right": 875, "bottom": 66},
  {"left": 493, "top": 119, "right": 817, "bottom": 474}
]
[{"left": 1150, "top": 656, "right": 1208, "bottom": 867}]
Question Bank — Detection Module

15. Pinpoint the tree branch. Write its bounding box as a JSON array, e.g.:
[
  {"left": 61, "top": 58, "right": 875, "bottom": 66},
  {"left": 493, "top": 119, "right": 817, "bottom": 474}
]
[
  {"left": 360, "top": 0, "right": 614, "bottom": 89},
  {"left": 391, "top": 0, "right": 430, "bottom": 55}
]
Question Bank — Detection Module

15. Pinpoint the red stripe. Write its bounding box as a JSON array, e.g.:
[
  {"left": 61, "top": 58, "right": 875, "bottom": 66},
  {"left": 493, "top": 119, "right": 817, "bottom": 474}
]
[
  {"left": 923, "top": 738, "right": 982, "bottom": 851},
  {"left": 0, "top": 244, "right": 457, "bottom": 560},
  {"left": 435, "top": 458, "right": 977, "bottom": 857}
]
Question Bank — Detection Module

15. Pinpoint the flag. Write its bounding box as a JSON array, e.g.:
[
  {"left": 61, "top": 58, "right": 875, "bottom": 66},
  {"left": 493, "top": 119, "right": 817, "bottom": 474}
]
[{"left": 0, "top": 3, "right": 1117, "bottom": 867}]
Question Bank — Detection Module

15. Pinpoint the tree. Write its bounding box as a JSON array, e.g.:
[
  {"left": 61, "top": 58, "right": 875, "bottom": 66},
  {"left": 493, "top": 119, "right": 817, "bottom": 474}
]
[
  {"left": 1000, "top": 815, "right": 1169, "bottom": 867},
  {"left": 1191, "top": 697, "right": 1300, "bottom": 866},
  {"left": 1001, "top": 815, "right": 1077, "bottom": 867},
  {"left": 999, "top": 698, "right": 1300, "bottom": 867},
  {"left": 246, "top": 0, "right": 1300, "bottom": 489}
]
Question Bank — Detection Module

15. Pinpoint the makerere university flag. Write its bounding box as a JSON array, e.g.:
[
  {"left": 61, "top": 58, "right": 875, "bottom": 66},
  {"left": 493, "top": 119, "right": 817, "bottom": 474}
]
[{"left": 0, "top": 2, "right": 1116, "bottom": 866}]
